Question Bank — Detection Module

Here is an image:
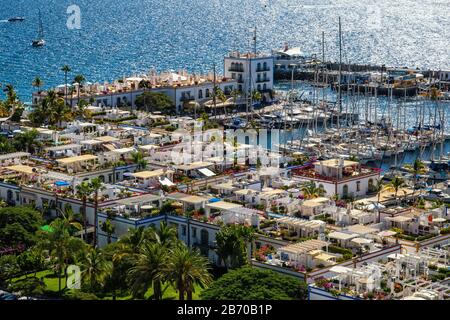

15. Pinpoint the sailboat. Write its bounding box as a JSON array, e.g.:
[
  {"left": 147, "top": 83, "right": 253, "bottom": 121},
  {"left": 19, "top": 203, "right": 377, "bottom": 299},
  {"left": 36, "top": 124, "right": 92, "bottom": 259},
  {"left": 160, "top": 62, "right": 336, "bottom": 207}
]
[{"left": 32, "top": 10, "right": 45, "bottom": 47}]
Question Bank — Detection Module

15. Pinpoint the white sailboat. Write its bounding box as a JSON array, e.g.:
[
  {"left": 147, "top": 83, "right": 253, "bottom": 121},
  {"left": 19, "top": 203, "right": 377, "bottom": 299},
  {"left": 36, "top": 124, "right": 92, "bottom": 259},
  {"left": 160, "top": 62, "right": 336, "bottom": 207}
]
[{"left": 32, "top": 10, "right": 45, "bottom": 47}]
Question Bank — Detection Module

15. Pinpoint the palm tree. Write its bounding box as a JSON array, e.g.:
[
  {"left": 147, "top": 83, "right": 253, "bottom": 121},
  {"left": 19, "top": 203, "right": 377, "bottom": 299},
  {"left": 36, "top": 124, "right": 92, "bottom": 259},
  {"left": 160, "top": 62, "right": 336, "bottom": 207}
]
[
  {"left": 4, "top": 84, "right": 18, "bottom": 108},
  {"left": 130, "top": 150, "right": 148, "bottom": 171},
  {"left": 38, "top": 218, "right": 82, "bottom": 293},
  {"left": 153, "top": 221, "right": 177, "bottom": 247},
  {"left": 89, "top": 177, "right": 104, "bottom": 247},
  {"left": 301, "top": 181, "right": 324, "bottom": 199},
  {"left": 73, "top": 74, "right": 86, "bottom": 108},
  {"left": 127, "top": 242, "right": 167, "bottom": 300},
  {"left": 57, "top": 205, "right": 82, "bottom": 234},
  {"left": 251, "top": 90, "right": 262, "bottom": 106},
  {"left": 166, "top": 245, "right": 212, "bottom": 300},
  {"left": 239, "top": 225, "right": 256, "bottom": 263},
  {"left": 387, "top": 176, "right": 406, "bottom": 204},
  {"left": 101, "top": 219, "right": 116, "bottom": 244},
  {"left": 405, "top": 159, "right": 426, "bottom": 196},
  {"left": 61, "top": 65, "right": 71, "bottom": 105},
  {"left": 3, "top": 84, "right": 22, "bottom": 117},
  {"left": 13, "top": 129, "right": 40, "bottom": 153},
  {"left": 215, "top": 225, "right": 246, "bottom": 270},
  {"left": 46, "top": 90, "right": 72, "bottom": 127},
  {"left": 80, "top": 247, "right": 112, "bottom": 292},
  {"left": 214, "top": 87, "right": 227, "bottom": 116},
  {"left": 32, "top": 76, "right": 43, "bottom": 94},
  {"left": 113, "top": 227, "right": 147, "bottom": 264},
  {"left": 76, "top": 181, "right": 92, "bottom": 241},
  {"left": 230, "top": 89, "right": 240, "bottom": 111}
]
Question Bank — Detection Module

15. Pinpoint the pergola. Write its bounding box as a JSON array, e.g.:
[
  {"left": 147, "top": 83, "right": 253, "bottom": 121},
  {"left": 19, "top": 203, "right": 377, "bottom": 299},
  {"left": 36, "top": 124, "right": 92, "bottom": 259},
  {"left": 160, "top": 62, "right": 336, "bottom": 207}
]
[
  {"left": 278, "top": 239, "right": 328, "bottom": 266},
  {"left": 0, "top": 152, "right": 30, "bottom": 165},
  {"left": 205, "top": 201, "right": 242, "bottom": 217},
  {"left": 220, "top": 207, "right": 262, "bottom": 227},
  {"left": 131, "top": 169, "right": 174, "bottom": 188},
  {"left": 56, "top": 154, "right": 98, "bottom": 173},
  {"left": 94, "top": 136, "right": 120, "bottom": 143},
  {"left": 276, "top": 216, "right": 325, "bottom": 237}
]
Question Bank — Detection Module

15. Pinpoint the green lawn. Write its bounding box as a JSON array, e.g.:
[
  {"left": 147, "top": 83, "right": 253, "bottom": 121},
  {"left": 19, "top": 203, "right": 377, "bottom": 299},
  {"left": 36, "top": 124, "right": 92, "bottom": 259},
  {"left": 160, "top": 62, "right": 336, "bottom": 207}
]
[{"left": 11, "top": 269, "right": 204, "bottom": 300}]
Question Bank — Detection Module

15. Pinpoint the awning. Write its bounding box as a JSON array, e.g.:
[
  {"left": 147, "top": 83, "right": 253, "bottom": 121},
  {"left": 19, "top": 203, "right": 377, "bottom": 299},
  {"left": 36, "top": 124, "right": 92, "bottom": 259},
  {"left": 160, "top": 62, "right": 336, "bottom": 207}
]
[
  {"left": 377, "top": 230, "right": 397, "bottom": 237},
  {"left": 103, "top": 144, "right": 116, "bottom": 151},
  {"left": 57, "top": 154, "right": 97, "bottom": 164},
  {"left": 198, "top": 168, "right": 216, "bottom": 177},
  {"left": 159, "top": 177, "right": 175, "bottom": 187}
]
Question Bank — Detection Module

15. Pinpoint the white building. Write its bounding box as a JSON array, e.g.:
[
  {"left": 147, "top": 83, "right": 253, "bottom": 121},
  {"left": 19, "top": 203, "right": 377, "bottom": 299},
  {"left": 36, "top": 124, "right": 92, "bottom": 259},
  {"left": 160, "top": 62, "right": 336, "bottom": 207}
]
[
  {"left": 32, "top": 71, "right": 237, "bottom": 114},
  {"left": 294, "top": 159, "right": 380, "bottom": 199},
  {"left": 438, "top": 70, "right": 450, "bottom": 82},
  {"left": 224, "top": 51, "right": 274, "bottom": 95},
  {"left": 272, "top": 43, "right": 315, "bottom": 71}
]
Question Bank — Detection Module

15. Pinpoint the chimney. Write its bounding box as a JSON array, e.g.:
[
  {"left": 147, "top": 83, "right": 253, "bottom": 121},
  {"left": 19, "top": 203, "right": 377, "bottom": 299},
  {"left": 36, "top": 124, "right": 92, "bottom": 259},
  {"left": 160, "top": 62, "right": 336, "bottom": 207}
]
[{"left": 284, "top": 42, "right": 289, "bottom": 52}]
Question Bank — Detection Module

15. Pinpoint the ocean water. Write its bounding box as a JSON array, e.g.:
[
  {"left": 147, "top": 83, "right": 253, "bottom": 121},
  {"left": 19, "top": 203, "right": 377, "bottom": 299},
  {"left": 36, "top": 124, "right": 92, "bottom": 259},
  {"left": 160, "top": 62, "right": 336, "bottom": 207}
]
[{"left": 0, "top": 0, "right": 449, "bottom": 101}]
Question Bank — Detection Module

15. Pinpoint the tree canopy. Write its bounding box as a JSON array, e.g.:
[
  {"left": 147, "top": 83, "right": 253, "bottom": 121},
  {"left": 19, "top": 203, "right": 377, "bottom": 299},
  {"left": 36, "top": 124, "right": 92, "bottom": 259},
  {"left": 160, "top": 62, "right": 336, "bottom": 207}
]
[
  {"left": 0, "top": 206, "right": 43, "bottom": 248},
  {"left": 135, "top": 91, "right": 175, "bottom": 114},
  {"left": 200, "top": 266, "right": 308, "bottom": 300}
]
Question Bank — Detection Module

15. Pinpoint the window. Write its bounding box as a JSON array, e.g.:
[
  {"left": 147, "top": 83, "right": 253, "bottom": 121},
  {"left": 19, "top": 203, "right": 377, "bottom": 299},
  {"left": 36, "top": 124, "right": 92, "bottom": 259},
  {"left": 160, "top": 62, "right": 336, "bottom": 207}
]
[
  {"left": 192, "top": 227, "right": 197, "bottom": 239},
  {"left": 231, "top": 73, "right": 236, "bottom": 79},
  {"left": 356, "top": 181, "right": 361, "bottom": 192},
  {"left": 263, "top": 62, "right": 267, "bottom": 70},
  {"left": 181, "top": 225, "right": 186, "bottom": 236},
  {"left": 257, "top": 62, "right": 261, "bottom": 71},
  {"left": 263, "top": 84, "right": 267, "bottom": 91},
  {"left": 198, "top": 89, "right": 203, "bottom": 99},
  {"left": 257, "top": 84, "right": 261, "bottom": 91},
  {"left": 205, "top": 89, "right": 210, "bottom": 98}
]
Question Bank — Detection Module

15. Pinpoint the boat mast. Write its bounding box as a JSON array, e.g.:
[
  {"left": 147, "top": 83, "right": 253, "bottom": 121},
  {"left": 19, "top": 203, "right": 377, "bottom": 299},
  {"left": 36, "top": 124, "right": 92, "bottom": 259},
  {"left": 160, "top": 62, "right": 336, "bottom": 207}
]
[
  {"left": 213, "top": 63, "right": 217, "bottom": 119},
  {"left": 38, "top": 9, "right": 43, "bottom": 38},
  {"left": 321, "top": 31, "right": 327, "bottom": 131},
  {"left": 337, "top": 17, "right": 342, "bottom": 131}
]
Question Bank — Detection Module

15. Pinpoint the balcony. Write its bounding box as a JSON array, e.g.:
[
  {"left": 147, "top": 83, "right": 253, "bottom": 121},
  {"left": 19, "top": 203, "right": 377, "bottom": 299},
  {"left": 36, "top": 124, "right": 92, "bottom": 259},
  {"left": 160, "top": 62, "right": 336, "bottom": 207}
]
[
  {"left": 237, "top": 78, "right": 244, "bottom": 84},
  {"left": 256, "top": 78, "right": 270, "bottom": 83},
  {"left": 180, "top": 96, "right": 195, "bottom": 102},
  {"left": 256, "top": 67, "right": 271, "bottom": 72},
  {"left": 228, "top": 67, "right": 244, "bottom": 72}
]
